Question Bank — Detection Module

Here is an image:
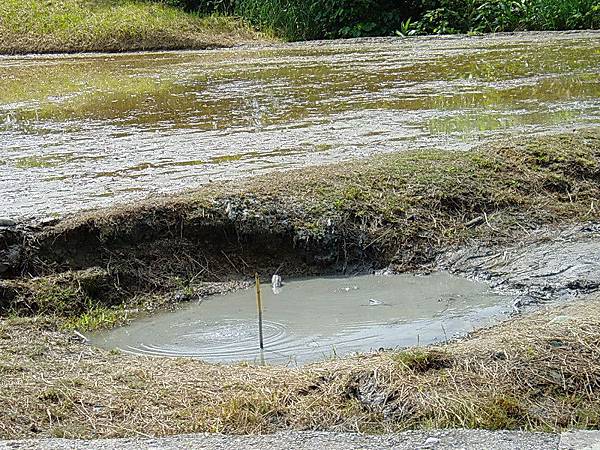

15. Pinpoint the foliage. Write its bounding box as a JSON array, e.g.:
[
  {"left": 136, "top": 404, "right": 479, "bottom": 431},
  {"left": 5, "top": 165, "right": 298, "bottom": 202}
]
[
  {"left": 156, "top": 0, "right": 421, "bottom": 40},
  {"left": 410, "top": 0, "right": 600, "bottom": 35},
  {"left": 233, "top": 0, "right": 421, "bottom": 40},
  {"left": 154, "top": 0, "right": 599, "bottom": 40}
]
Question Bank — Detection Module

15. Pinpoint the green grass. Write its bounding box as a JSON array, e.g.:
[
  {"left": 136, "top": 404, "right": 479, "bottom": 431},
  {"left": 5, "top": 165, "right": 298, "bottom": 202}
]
[
  {"left": 0, "top": 0, "right": 263, "bottom": 54},
  {"left": 61, "top": 305, "right": 127, "bottom": 331}
]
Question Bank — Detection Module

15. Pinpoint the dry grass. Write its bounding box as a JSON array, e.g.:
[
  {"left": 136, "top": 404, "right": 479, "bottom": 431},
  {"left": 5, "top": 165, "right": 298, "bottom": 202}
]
[
  {"left": 0, "top": 296, "right": 599, "bottom": 438},
  {"left": 0, "top": 0, "right": 267, "bottom": 54}
]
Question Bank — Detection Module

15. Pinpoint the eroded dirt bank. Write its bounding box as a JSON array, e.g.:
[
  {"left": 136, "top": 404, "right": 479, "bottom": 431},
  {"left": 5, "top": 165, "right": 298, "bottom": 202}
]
[
  {"left": 440, "top": 223, "right": 600, "bottom": 308},
  {"left": 2, "top": 129, "right": 599, "bottom": 318},
  {"left": 0, "top": 129, "right": 600, "bottom": 438}
]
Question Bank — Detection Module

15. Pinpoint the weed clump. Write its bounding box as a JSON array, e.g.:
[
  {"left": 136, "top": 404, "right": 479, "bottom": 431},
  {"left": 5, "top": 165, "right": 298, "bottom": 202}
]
[
  {"left": 394, "top": 349, "right": 454, "bottom": 372},
  {"left": 0, "top": 267, "right": 114, "bottom": 317}
]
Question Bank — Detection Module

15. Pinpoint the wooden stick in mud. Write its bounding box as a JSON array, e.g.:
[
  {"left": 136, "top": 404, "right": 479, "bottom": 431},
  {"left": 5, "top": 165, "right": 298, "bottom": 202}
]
[{"left": 255, "top": 273, "right": 264, "bottom": 350}]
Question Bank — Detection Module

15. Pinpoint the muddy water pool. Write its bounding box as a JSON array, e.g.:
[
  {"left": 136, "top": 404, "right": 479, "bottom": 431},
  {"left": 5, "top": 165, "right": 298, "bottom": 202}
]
[
  {"left": 1, "top": 32, "right": 599, "bottom": 219},
  {"left": 89, "top": 272, "right": 512, "bottom": 365}
]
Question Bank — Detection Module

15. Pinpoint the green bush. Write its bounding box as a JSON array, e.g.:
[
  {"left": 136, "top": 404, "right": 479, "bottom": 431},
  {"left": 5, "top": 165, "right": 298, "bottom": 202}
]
[
  {"left": 152, "top": 0, "right": 420, "bottom": 40},
  {"left": 151, "top": 0, "right": 600, "bottom": 39},
  {"left": 234, "top": 0, "right": 421, "bottom": 40},
  {"left": 412, "top": 0, "right": 600, "bottom": 34}
]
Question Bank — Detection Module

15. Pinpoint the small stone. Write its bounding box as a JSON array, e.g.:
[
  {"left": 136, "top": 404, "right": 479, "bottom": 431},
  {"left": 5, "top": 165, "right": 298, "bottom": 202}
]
[
  {"left": 549, "top": 315, "right": 574, "bottom": 324},
  {"left": 0, "top": 218, "right": 16, "bottom": 227},
  {"left": 38, "top": 217, "right": 59, "bottom": 227},
  {"left": 492, "top": 351, "right": 507, "bottom": 361},
  {"left": 271, "top": 274, "right": 282, "bottom": 288},
  {"left": 424, "top": 437, "right": 440, "bottom": 446}
]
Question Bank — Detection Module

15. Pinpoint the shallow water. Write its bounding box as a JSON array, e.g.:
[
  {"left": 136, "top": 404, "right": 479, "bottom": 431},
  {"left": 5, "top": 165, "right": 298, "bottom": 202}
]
[
  {"left": 89, "top": 272, "right": 510, "bottom": 365},
  {"left": 1, "top": 33, "right": 599, "bottom": 219}
]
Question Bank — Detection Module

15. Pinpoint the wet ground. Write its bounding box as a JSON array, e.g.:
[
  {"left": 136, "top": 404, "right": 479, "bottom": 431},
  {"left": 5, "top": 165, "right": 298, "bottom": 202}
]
[
  {"left": 440, "top": 223, "right": 600, "bottom": 308},
  {"left": 90, "top": 272, "right": 510, "bottom": 365},
  {"left": 1, "top": 31, "right": 599, "bottom": 219}
]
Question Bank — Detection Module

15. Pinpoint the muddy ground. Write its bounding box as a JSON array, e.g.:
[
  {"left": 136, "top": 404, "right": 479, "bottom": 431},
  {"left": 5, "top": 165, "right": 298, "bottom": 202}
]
[
  {"left": 0, "top": 129, "right": 599, "bottom": 438},
  {"left": 2, "top": 129, "right": 599, "bottom": 315},
  {"left": 440, "top": 223, "right": 600, "bottom": 308}
]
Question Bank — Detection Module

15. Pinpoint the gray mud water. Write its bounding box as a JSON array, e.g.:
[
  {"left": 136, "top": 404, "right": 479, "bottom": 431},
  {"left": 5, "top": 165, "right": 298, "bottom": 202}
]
[
  {"left": 1, "top": 32, "right": 599, "bottom": 219},
  {"left": 90, "top": 272, "right": 510, "bottom": 365}
]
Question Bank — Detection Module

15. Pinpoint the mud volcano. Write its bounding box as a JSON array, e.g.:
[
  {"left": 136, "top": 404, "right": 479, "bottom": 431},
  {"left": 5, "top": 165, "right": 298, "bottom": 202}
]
[{"left": 90, "top": 272, "right": 510, "bottom": 365}]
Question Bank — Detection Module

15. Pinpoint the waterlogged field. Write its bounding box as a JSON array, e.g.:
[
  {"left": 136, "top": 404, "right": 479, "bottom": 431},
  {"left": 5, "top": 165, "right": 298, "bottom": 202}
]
[{"left": 1, "top": 32, "right": 599, "bottom": 219}]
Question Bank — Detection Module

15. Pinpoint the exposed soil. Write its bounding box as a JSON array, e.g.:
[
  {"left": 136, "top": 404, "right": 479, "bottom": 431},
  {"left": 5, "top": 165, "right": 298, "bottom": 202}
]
[
  {"left": 1, "top": 129, "right": 599, "bottom": 318},
  {"left": 440, "top": 223, "right": 600, "bottom": 308}
]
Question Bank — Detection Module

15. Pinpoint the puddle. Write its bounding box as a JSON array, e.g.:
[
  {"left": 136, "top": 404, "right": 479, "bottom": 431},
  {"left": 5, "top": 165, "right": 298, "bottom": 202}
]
[
  {"left": 0, "top": 33, "right": 599, "bottom": 219},
  {"left": 89, "top": 272, "right": 511, "bottom": 365}
]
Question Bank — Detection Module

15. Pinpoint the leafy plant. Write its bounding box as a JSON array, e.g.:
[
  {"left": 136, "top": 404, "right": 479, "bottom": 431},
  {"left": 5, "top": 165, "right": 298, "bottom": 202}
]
[
  {"left": 150, "top": 0, "right": 600, "bottom": 39},
  {"left": 412, "top": 0, "right": 599, "bottom": 34},
  {"left": 396, "top": 17, "right": 418, "bottom": 36}
]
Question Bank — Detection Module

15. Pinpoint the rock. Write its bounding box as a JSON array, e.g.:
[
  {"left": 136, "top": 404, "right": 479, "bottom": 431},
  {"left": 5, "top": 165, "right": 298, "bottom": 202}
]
[
  {"left": 375, "top": 267, "right": 395, "bottom": 276},
  {"left": 38, "top": 217, "right": 60, "bottom": 227},
  {"left": 549, "top": 315, "right": 574, "bottom": 324},
  {"left": 423, "top": 437, "right": 440, "bottom": 446},
  {"left": 492, "top": 351, "right": 508, "bottom": 361},
  {"left": 272, "top": 274, "right": 282, "bottom": 288},
  {"left": 0, "top": 245, "right": 21, "bottom": 274},
  {"left": 0, "top": 218, "right": 16, "bottom": 227},
  {"left": 272, "top": 275, "right": 283, "bottom": 295}
]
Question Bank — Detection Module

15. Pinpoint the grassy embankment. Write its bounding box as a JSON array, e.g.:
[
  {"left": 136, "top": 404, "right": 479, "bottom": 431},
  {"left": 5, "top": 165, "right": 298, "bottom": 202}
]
[
  {"left": 0, "top": 0, "right": 266, "bottom": 54},
  {"left": 1, "top": 129, "right": 600, "bottom": 437},
  {"left": 1, "top": 129, "right": 599, "bottom": 327}
]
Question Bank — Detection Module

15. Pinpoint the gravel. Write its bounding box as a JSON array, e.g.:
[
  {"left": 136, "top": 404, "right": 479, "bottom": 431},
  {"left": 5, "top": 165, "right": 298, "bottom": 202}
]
[{"left": 0, "top": 430, "right": 563, "bottom": 450}]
